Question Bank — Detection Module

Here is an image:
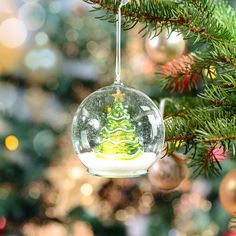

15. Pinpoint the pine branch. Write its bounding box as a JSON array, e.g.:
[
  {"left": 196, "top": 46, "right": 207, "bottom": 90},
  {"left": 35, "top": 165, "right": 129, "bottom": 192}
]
[
  {"left": 196, "top": 116, "right": 236, "bottom": 145},
  {"left": 156, "top": 53, "right": 204, "bottom": 91},
  {"left": 190, "top": 144, "right": 223, "bottom": 177},
  {"left": 189, "top": 0, "right": 214, "bottom": 14},
  {"left": 156, "top": 49, "right": 236, "bottom": 91},
  {"left": 217, "top": 73, "right": 236, "bottom": 89},
  {"left": 209, "top": 44, "right": 236, "bottom": 68},
  {"left": 86, "top": 0, "right": 236, "bottom": 73},
  {"left": 85, "top": 0, "right": 236, "bottom": 46},
  {"left": 164, "top": 107, "right": 236, "bottom": 152},
  {"left": 85, "top": 0, "right": 236, "bottom": 175},
  {"left": 215, "top": 0, "right": 236, "bottom": 37},
  {"left": 201, "top": 74, "right": 236, "bottom": 108}
]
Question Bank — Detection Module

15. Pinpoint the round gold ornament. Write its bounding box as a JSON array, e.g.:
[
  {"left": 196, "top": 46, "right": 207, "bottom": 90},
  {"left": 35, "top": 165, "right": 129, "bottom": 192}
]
[
  {"left": 145, "top": 28, "right": 186, "bottom": 64},
  {"left": 148, "top": 152, "right": 187, "bottom": 191},
  {"left": 219, "top": 169, "right": 236, "bottom": 216}
]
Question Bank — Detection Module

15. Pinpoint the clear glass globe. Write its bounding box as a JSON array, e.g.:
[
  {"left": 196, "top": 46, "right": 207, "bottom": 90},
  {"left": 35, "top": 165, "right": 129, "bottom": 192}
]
[{"left": 72, "top": 84, "right": 165, "bottom": 178}]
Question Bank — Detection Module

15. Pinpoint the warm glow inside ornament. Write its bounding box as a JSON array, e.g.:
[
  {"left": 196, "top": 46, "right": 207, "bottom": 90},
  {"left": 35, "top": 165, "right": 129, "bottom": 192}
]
[{"left": 72, "top": 0, "right": 165, "bottom": 178}]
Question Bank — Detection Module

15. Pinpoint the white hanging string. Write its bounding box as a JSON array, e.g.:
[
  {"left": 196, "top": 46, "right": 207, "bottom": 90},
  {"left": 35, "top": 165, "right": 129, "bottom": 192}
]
[
  {"left": 159, "top": 98, "right": 172, "bottom": 157},
  {"left": 115, "top": 8, "right": 121, "bottom": 84},
  {"left": 114, "top": 0, "right": 129, "bottom": 85},
  {"left": 159, "top": 98, "right": 173, "bottom": 117}
]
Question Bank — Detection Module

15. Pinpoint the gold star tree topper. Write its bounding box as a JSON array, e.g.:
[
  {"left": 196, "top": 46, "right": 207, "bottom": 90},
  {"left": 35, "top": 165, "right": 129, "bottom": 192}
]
[{"left": 112, "top": 90, "right": 125, "bottom": 102}]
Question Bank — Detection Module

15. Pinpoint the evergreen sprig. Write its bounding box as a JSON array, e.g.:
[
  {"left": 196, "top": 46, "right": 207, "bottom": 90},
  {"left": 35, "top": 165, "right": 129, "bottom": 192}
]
[
  {"left": 164, "top": 105, "right": 235, "bottom": 175},
  {"left": 85, "top": 0, "right": 236, "bottom": 176},
  {"left": 85, "top": 0, "right": 236, "bottom": 43},
  {"left": 190, "top": 144, "right": 223, "bottom": 177},
  {"left": 202, "top": 84, "right": 236, "bottom": 108}
]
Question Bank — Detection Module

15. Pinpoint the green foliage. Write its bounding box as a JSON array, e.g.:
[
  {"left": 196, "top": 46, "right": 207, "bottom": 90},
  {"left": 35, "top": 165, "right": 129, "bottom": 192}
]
[
  {"left": 86, "top": 0, "right": 236, "bottom": 176},
  {"left": 85, "top": 0, "right": 236, "bottom": 89}
]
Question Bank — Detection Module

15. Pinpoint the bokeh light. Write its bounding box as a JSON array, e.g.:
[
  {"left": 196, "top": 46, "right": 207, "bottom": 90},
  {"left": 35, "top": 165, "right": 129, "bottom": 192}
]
[
  {"left": 0, "top": 82, "right": 17, "bottom": 112},
  {"left": 25, "top": 47, "right": 57, "bottom": 70},
  {"left": 23, "top": 44, "right": 62, "bottom": 83},
  {"left": 70, "top": 167, "right": 82, "bottom": 179},
  {"left": 0, "top": 217, "right": 7, "bottom": 230},
  {"left": 35, "top": 32, "right": 49, "bottom": 46},
  {"left": 5, "top": 135, "right": 19, "bottom": 151},
  {"left": 80, "top": 183, "right": 93, "bottom": 196},
  {"left": 49, "top": 1, "right": 63, "bottom": 14},
  {"left": 33, "top": 130, "right": 56, "bottom": 155},
  {"left": 0, "top": 44, "right": 23, "bottom": 74},
  {"left": 0, "top": 18, "right": 27, "bottom": 48},
  {"left": 0, "top": 0, "right": 16, "bottom": 22},
  {"left": 204, "top": 65, "right": 217, "bottom": 79},
  {"left": 18, "top": 2, "right": 46, "bottom": 31}
]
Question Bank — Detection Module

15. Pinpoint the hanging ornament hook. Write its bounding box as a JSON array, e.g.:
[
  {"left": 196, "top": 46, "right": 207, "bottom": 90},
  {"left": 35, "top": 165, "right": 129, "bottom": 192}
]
[
  {"left": 114, "top": 0, "right": 130, "bottom": 85},
  {"left": 120, "top": 0, "right": 130, "bottom": 7},
  {"left": 159, "top": 98, "right": 173, "bottom": 117}
]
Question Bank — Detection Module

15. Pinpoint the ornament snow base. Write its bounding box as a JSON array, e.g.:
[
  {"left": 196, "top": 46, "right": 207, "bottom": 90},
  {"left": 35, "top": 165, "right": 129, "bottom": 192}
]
[{"left": 79, "top": 152, "right": 157, "bottom": 178}]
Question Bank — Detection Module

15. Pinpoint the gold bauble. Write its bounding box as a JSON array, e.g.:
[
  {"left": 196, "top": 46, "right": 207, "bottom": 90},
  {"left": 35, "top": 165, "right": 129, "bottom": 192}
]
[
  {"left": 219, "top": 169, "right": 236, "bottom": 216},
  {"left": 148, "top": 152, "right": 187, "bottom": 191},
  {"left": 145, "top": 29, "right": 186, "bottom": 64}
]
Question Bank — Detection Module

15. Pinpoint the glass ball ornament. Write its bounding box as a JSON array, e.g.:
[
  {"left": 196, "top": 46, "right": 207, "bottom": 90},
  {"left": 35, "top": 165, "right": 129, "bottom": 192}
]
[
  {"left": 72, "top": 84, "right": 165, "bottom": 178},
  {"left": 145, "top": 28, "right": 186, "bottom": 64},
  {"left": 148, "top": 152, "right": 187, "bottom": 191}
]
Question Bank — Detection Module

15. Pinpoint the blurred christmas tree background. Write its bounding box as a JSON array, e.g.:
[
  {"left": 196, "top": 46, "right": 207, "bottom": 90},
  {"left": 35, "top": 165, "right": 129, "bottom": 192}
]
[{"left": 0, "top": 0, "right": 236, "bottom": 235}]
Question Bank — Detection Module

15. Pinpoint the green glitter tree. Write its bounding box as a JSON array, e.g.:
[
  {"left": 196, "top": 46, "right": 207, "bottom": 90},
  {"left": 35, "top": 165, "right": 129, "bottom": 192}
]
[{"left": 94, "top": 90, "right": 143, "bottom": 160}]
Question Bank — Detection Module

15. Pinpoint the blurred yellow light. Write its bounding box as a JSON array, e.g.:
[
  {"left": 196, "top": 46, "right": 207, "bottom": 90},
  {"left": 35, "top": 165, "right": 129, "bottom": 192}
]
[
  {"left": 204, "top": 65, "right": 217, "bottom": 79},
  {"left": 70, "top": 167, "right": 82, "bottom": 179},
  {"left": 5, "top": 135, "right": 19, "bottom": 151},
  {"left": 115, "top": 210, "right": 127, "bottom": 221},
  {"left": 0, "top": 43, "right": 23, "bottom": 74},
  {"left": 80, "top": 183, "right": 93, "bottom": 196},
  {"left": 175, "top": 140, "right": 182, "bottom": 147},
  {"left": 0, "top": 18, "right": 27, "bottom": 48},
  {"left": 200, "top": 200, "right": 212, "bottom": 211}
]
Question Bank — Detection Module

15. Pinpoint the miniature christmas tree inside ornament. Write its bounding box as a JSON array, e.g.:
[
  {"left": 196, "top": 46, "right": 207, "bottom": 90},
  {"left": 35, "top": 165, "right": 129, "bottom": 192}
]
[
  {"left": 72, "top": 0, "right": 165, "bottom": 177},
  {"left": 93, "top": 90, "right": 143, "bottom": 160}
]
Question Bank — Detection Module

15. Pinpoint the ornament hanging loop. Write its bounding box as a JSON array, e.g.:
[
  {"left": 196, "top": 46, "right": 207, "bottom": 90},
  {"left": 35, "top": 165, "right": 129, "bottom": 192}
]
[
  {"left": 114, "top": 0, "right": 130, "bottom": 85},
  {"left": 159, "top": 98, "right": 173, "bottom": 117}
]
